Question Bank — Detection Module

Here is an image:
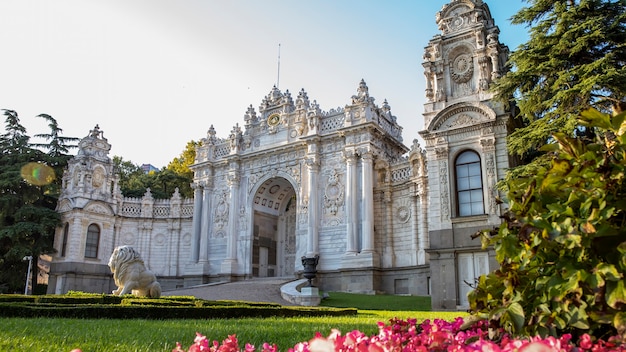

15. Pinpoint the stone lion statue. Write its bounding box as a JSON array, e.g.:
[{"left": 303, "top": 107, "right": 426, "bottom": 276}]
[{"left": 108, "top": 245, "right": 161, "bottom": 298}]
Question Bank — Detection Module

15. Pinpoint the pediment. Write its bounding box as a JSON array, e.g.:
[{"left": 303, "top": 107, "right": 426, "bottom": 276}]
[
  {"left": 57, "top": 199, "right": 73, "bottom": 213},
  {"left": 427, "top": 102, "right": 496, "bottom": 132},
  {"left": 84, "top": 201, "right": 114, "bottom": 216}
]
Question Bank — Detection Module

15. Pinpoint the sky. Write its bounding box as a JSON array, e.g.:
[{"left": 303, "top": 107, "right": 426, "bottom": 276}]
[{"left": 1, "top": 0, "right": 530, "bottom": 169}]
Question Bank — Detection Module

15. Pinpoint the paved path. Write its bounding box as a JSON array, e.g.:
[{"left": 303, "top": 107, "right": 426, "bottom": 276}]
[{"left": 162, "top": 278, "right": 295, "bottom": 305}]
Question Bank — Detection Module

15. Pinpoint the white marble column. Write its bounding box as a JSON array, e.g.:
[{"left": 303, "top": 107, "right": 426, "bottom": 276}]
[
  {"left": 344, "top": 151, "right": 358, "bottom": 254},
  {"left": 411, "top": 184, "right": 420, "bottom": 265},
  {"left": 361, "top": 151, "right": 375, "bottom": 253},
  {"left": 198, "top": 184, "right": 212, "bottom": 263},
  {"left": 305, "top": 157, "right": 320, "bottom": 257},
  {"left": 69, "top": 217, "right": 82, "bottom": 260},
  {"left": 226, "top": 172, "right": 240, "bottom": 261},
  {"left": 383, "top": 187, "right": 395, "bottom": 267},
  {"left": 190, "top": 183, "right": 203, "bottom": 263},
  {"left": 411, "top": 180, "right": 429, "bottom": 265}
]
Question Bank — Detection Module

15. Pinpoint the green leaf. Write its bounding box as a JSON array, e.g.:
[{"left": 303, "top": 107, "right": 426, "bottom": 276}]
[
  {"left": 596, "top": 263, "right": 622, "bottom": 281},
  {"left": 606, "top": 280, "right": 626, "bottom": 309},
  {"left": 580, "top": 108, "right": 612, "bottom": 130},
  {"left": 506, "top": 302, "right": 525, "bottom": 333},
  {"left": 612, "top": 111, "right": 626, "bottom": 137},
  {"left": 614, "top": 311, "right": 626, "bottom": 336},
  {"left": 570, "top": 307, "right": 590, "bottom": 330}
]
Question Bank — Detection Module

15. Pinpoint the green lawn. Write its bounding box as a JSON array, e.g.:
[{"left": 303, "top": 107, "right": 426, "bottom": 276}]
[
  {"left": 320, "top": 291, "right": 432, "bottom": 311},
  {"left": 0, "top": 293, "right": 465, "bottom": 351}
]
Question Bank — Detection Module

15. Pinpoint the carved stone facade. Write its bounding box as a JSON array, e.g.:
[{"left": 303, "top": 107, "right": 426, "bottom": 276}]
[
  {"left": 48, "top": 0, "right": 512, "bottom": 309},
  {"left": 419, "top": 0, "right": 512, "bottom": 310}
]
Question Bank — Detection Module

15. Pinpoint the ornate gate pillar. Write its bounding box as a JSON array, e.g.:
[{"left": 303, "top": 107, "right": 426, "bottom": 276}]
[
  {"left": 221, "top": 171, "right": 240, "bottom": 274},
  {"left": 343, "top": 150, "right": 358, "bottom": 255},
  {"left": 360, "top": 150, "right": 375, "bottom": 254},
  {"left": 190, "top": 183, "right": 203, "bottom": 263},
  {"left": 305, "top": 157, "right": 320, "bottom": 257}
]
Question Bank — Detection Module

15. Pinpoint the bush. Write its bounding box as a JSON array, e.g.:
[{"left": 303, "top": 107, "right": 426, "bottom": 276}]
[
  {"left": 470, "top": 109, "right": 626, "bottom": 339},
  {"left": 0, "top": 293, "right": 356, "bottom": 320}
]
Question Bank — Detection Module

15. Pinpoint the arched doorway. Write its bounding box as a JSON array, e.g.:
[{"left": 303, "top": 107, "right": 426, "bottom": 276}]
[{"left": 251, "top": 177, "right": 297, "bottom": 278}]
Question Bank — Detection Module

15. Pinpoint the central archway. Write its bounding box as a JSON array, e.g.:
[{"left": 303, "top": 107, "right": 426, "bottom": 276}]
[{"left": 251, "top": 177, "right": 297, "bottom": 278}]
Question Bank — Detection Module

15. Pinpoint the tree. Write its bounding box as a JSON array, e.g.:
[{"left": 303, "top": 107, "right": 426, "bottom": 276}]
[
  {"left": 0, "top": 110, "right": 75, "bottom": 293},
  {"left": 112, "top": 139, "right": 197, "bottom": 199},
  {"left": 494, "top": 0, "right": 626, "bottom": 170},
  {"left": 31, "top": 113, "right": 79, "bottom": 200},
  {"left": 165, "top": 140, "right": 199, "bottom": 198},
  {"left": 112, "top": 156, "right": 145, "bottom": 198},
  {"left": 469, "top": 109, "right": 626, "bottom": 339},
  {"left": 167, "top": 140, "right": 198, "bottom": 176}
]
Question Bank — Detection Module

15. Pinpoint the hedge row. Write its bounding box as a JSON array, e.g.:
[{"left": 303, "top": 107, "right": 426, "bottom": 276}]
[{"left": 0, "top": 294, "right": 356, "bottom": 319}]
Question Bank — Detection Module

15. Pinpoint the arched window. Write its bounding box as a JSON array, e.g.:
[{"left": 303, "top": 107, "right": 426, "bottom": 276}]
[
  {"left": 455, "top": 151, "right": 484, "bottom": 216},
  {"left": 84, "top": 224, "right": 100, "bottom": 258},
  {"left": 61, "top": 223, "right": 69, "bottom": 257}
]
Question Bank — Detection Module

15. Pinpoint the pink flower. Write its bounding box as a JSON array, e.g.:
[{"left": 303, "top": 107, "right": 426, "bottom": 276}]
[
  {"left": 261, "top": 342, "right": 278, "bottom": 352},
  {"left": 518, "top": 341, "right": 559, "bottom": 352},
  {"left": 307, "top": 336, "right": 335, "bottom": 352},
  {"left": 167, "top": 317, "right": 626, "bottom": 352},
  {"left": 579, "top": 334, "right": 593, "bottom": 350}
]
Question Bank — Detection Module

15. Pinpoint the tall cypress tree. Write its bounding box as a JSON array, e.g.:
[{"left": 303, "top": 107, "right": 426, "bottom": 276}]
[
  {"left": 494, "top": 0, "right": 626, "bottom": 169},
  {"left": 0, "top": 110, "right": 76, "bottom": 293}
]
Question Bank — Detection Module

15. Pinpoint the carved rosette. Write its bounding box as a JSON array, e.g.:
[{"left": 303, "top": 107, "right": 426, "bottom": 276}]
[
  {"left": 396, "top": 204, "right": 411, "bottom": 224},
  {"left": 122, "top": 232, "right": 135, "bottom": 245},
  {"left": 450, "top": 53, "right": 473, "bottom": 83},
  {"left": 153, "top": 234, "right": 167, "bottom": 246}
]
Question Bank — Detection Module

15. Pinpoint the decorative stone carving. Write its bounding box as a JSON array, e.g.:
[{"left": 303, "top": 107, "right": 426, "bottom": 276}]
[
  {"left": 298, "top": 197, "right": 309, "bottom": 224},
  {"left": 92, "top": 167, "right": 105, "bottom": 188},
  {"left": 214, "top": 189, "right": 229, "bottom": 230},
  {"left": 435, "top": 146, "right": 449, "bottom": 159},
  {"left": 351, "top": 79, "right": 374, "bottom": 105},
  {"left": 480, "top": 137, "right": 496, "bottom": 152},
  {"left": 108, "top": 245, "right": 161, "bottom": 298},
  {"left": 122, "top": 232, "right": 135, "bottom": 245},
  {"left": 154, "top": 234, "right": 166, "bottom": 246},
  {"left": 85, "top": 203, "right": 111, "bottom": 215},
  {"left": 450, "top": 53, "right": 473, "bottom": 83},
  {"left": 397, "top": 205, "right": 411, "bottom": 223},
  {"left": 323, "top": 169, "right": 344, "bottom": 216},
  {"left": 439, "top": 161, "right": 450, "bottom": 221},
  {"left": 446, "top": 113, "right": 477, "bottom": 129}
]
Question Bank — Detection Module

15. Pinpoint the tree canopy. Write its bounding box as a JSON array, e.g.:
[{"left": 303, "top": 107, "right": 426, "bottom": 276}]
[
  {"left": 113, "top": 140, "right": 198, "bottom": 199},
  {"left": 494, "top": 0, "right": 626, "bottom": 165},
  {"left": 0, "top": 110, "right": 76, "bottom": 293}
]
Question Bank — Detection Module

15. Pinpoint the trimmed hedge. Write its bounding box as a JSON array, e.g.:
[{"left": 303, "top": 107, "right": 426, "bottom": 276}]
[{"left": 0, "top": 294, "right": 356, "bottom": 319}]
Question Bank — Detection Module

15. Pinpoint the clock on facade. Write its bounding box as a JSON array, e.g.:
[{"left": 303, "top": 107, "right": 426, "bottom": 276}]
[{"left": 267, "top": 114, "right": 280, "bottom": 126}]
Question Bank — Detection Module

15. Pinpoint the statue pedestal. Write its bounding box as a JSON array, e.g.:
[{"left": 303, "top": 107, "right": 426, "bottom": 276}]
[{"left": 299, "top": 286, "right": 321, "bottom": 306}]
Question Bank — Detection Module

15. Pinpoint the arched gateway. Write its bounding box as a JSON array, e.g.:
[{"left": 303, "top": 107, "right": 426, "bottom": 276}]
[
  {"left": 249, "top": 176, "right": 297, "bottom": 278},
  {"left": 185, "top": 81, "right": 420, "bottom": 290}
]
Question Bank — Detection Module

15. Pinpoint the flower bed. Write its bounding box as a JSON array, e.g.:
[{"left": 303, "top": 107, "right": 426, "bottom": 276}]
[{"left": 167, "top": 317, "right": 626, "bottom": 352}]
